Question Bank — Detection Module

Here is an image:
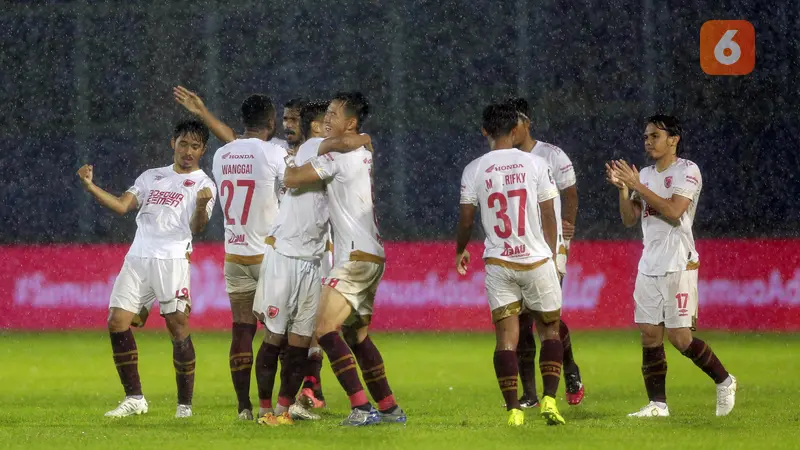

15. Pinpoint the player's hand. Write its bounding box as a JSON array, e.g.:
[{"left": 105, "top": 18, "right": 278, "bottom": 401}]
[
  {"left": 77, "top": 164, "right": 94, "bottom": 188},
  {"left": 173, "top": 86, "right": 207, "bottom": 116},
  {"left": 196, "top": 187, "right": 213, "bottom": 207},
  {"left": 562, "top": 220, "right": 575, "bottom": 241},
  {"left": 456, "top": 250, "right": 471, "bottom": 276},
  {"left": 612, "top": 160, "right": 640, "bottom": 191},
  {"left": 605, "top": 162, "right": 625, "bottom": 190}
]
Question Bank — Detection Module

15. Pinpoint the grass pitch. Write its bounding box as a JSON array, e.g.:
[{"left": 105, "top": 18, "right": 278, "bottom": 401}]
[{"left": 0, "top": 330, "right": 798, "bottom": 449}]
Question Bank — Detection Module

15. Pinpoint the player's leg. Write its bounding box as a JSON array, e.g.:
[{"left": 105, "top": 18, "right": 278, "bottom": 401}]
[
  {"left": 225, "top": 261, "right": 259, "bottom": 420},
  {"left": 314, "top": 279, "right": 381, "bottom": 426},
  {"left": 485, "top": 264, "right": 525, "bottom": 426},
  {"left": 629, "top": 272, "right": 669, "bottom": 417},
  {"left": 252, "top": 247, "right": 292, "bottom": 424},
  {"left": 664, "top": 270, "right": 736, "bottom": 416},
  {"left": 515, "top": 311, "right": 539, "bottom": 408},
  {"left": 299, "top": 336, "right": 326, "bottom": 409},
  {"left": 557, "top": 245, "right": 584, "bottom": 405},
  {"left": 522, "top": 261, "right": 565, "bottom": 425},
  {"left": 155, "top": 258, "right": 195, "bottom": 418},
  {"left": 105, "top": 257, "right": 150, "bottom": 418}
]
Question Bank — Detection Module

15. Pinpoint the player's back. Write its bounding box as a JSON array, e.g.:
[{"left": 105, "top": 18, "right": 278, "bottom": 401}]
[
  {"left": 269, "top": 138, "right": 329, "bottom": 260},
  {"left": 461, "top": 148, "right": 558, "bottom": 265},
  {"left": 637, "top": 157, "right": 702, "bottom": 275},
  {"left": 212, "top": 138, "right": 287, "bottom": 258},
  {"left": 316, "top": 148, "right": 384, "bottom": 265}
]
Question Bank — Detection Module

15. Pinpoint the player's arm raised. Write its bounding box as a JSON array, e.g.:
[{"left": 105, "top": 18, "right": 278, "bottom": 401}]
[
  {"left": 174, "top": 86, "right": 236, "bottom": 144},
  {"left": 77, "top": 164, "right": 138, "bottom": 216},
  {"left": 317, "top": 133, "right": 373, "bottom": 155},
  {"left": 607, "top": 162, "right": 641, "bottom": 227},
  {"left": 284, "top": 151, "right": 345, "bottom": 189},
  {"left": 613, "top": 160, "right": 689, "bottom": 222},
  {"left": 190, "top": 187, "right": 214, "bottom": 234}
]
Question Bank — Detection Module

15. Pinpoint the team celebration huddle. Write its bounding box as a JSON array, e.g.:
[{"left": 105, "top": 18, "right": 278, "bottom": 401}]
[{"left": 75, "top": 89, "right": 736, "bottom": 427}]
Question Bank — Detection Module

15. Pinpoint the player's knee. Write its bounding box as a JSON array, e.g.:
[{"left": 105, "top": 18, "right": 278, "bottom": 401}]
[
  {"left": 341, "top": 326, "right": 359, "bottom": 347},
  {"left": 107, "top": 310, "right": 131, "bottom": 332},
  {"left": 666, "top": 328, "right": 692, "bottom": 352}
]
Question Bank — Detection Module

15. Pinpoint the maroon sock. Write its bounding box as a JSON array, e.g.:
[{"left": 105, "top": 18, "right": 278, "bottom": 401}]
[
  {"left": 560, "top": 320, "right": 578, "bottom": 374},
  {"left": 277, "top": 346, "right": 309, "bottom": 407},
  {"left": 680, "top": 338, "right": 729, "bottom": 384},
  {"left": 110, "top": 329, "right": 142, "bottom": 396},
  {"left": 318, "top": 331, "right": 369, "bottom": 408},
  {"left": 494, "top": 350, "right": 520, "bottom": 410},
  {"left": 539, "top": 339, "right": 563, "bottom": 398},
  {"left": 351, "top": 336, "right": 396, "bottom": 411},
  {"left": 516, "top": 315, "right": 538, "bottom": 402},
  {"left": 229, "top": 322, "right": 257, "bottom": 412},
  {"left": 173, "top": 335, "right": 196, "bottom": 405},
  {"left": 642, "top": 345, "right": 667, "bottom": 402},
  {"left": 303, "top": 351, "right": 324, "bottom": 392},
  {"left": 255, "top": 341, "right": 281, "bottom": 409}
]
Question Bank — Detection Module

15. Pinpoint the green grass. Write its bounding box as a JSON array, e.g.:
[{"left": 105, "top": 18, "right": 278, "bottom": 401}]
[{"left": 0, "top": 331, "right": 798, "bottom": 449}]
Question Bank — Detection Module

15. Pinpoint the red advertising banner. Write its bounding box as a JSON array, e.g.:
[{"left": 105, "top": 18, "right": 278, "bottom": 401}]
[{"left": 1, "top": 240, "right": 799, "bottom": 331}]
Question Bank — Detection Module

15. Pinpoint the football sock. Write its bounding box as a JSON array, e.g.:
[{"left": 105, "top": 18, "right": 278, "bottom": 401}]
[
  {"left": 318, "top": 331, "right": 369, "bottom": 408},
  {"left": 110, "top": 329, "right": 143, "bottom": 397},
  {"left": 560, "top": 320, "right": 578, "bottom": 374},
  {"left": 351, "top": 336, "right": 396, "bottom": 411},
  {"left": 680, "top": 338, "right": 729, "bottom": 384},
  {"left": 303, "top": 348, "right": 324, "bottom": 393},
  {"left": 173, "top": 335, "right": 196, "bottom": 405},
  {"left": 255, "top": 341, "right": 282, "bottom": 410},
  {"left": 539, "top": 339, "right": 563, "bottom": 398},
  {"left": 494, "top": 350, "right": 520, "bottom": 410},
  {"left": 642, "top": 345, "right": 667, "bottom": 403},
  {"left": 516, "top": 316, "right": 538, "bottom": 401},
  {"left": 277, "top": 346, "right": 309, "bottom": 408},
  {"left": 229, "top": 322, "right": 257, "bottom": 412}
]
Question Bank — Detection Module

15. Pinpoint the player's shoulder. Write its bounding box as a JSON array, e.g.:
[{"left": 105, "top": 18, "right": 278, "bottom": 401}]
[
  {"left": 677, "top": 158, "right": 701, "bottom": 172},
  {"left": 140, "top": 165, "right": 173, "bottom": 179},
  {"left": 269, "top": 137, "right": 289, "bottom": 149},
  {"left": 298, "top": 137, "right": 324, "bottom": 160},
  {"left": 534, "top": 140, "right": 566, "bottom": 156}
]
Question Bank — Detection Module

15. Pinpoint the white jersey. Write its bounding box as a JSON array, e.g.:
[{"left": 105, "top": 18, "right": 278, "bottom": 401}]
[
  {"left": 635, "top": 158, "right": 702, "bottom": 276},
  {"left": 531, "top": 141, "right": 576, "bottom": 249},
  {"left": 460, "top": 148, "right": 558, "bottom": 264},
  {"left": 269, "top": 138, "right": 329, "bottom": 261},
  {"left": 212, "top": 138, "right": 287, "bottom": 256},
  {"left": 269, "top": 137, "right": 289, "bottom": 149},
  {"left": 125, "top": 165, "right": 217, "bottom": 260},
  {"left": 310, "top": 148, "right": 384, "bottom": 265}
]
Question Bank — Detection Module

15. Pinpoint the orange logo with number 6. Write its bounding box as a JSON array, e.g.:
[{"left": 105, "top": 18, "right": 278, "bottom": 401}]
[{"left": 700, "top": 20, "right": 755, "bottom": 75}]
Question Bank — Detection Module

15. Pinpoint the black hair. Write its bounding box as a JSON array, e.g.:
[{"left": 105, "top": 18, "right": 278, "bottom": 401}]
[
  {"left": 331, "top": 91, "right": 369, "bottom": 131},
  {"left": 300, "top": 101, "right": 330, "bottom": 138},
  {"left": 241, "top": 94, "right": 276, "bottom": 130},
  {"left": 284, "top": 97, "right": 308, "bottom": 111},
  {"left": 172, "top": 119, "right": 209, "bottom": 145},
  {"left": 482, "top": 103, "right": 520, "bottom": 139},
  {"left": 647, "top": 114, "right": 683, "bottom": 155},
  {"left": 505, "top": 97, "right": 530, "bottom": 121}
]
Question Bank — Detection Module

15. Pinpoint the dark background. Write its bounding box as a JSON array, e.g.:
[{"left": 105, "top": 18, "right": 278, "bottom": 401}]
[{"left": 1, "top": 0, "right": 797, "bottom": 244}]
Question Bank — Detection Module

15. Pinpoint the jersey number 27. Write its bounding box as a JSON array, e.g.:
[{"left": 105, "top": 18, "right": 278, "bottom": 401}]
[{"left": 220, "top": 180, "right": 255, "bottom": 225}]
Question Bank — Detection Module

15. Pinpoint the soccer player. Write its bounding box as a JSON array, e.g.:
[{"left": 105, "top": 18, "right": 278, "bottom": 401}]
[
  {"left": 76, "top": 120, "right": 217, "bottom": 419},
  {"left": 211, "top": 96, "right": 289, "bottom": 420},
  {"left": 456, "top": 103, "right": 566, "bottom": 426},
  {"left": 606, "top": 115, "right": 737, "bottom": 417},
  {"left": 282, "top": 92, "right": 407, "bottom": 426},
  {"left": 282, "top": 98, "right": 308, "bottom": 154},
  {"left": 250, "top": 102, "right": 334, "bottom": 426},
  {"left": 173, "top": 86, "right": 289, "bottom": 149},
  {"left": 506, "top": 98, "right": 584, "bottom": 407}
]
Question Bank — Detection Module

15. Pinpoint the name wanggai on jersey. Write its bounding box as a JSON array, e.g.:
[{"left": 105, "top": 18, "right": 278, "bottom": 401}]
[
  {"left": 635, "top": 158, "right": 702, "bottom": 276},
  {"left": 460, "top": 148, "right": 558, "bottom": 265},
  {"left": 126, "top": 165, "right": 217, "bottom": 259},
  {"left": 212, "top": 138, "right": 287, "bottom": 257}
]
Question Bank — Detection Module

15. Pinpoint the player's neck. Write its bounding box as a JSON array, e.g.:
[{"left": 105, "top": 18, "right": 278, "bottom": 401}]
[
  {"left": 490, "top": 136, "right": 515, "bottom": 151},
  {"left": 655, "top": 154, "right": 678, "bottom": 172},
  {"left": 242, "top": 128, "right": 269, "bottom": 141},
  {"left": 173, "top": 163, "right": 199, "bottom": 174},
  {"left": 520, "top": 136, "right": 537, "bottom": 153}
]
